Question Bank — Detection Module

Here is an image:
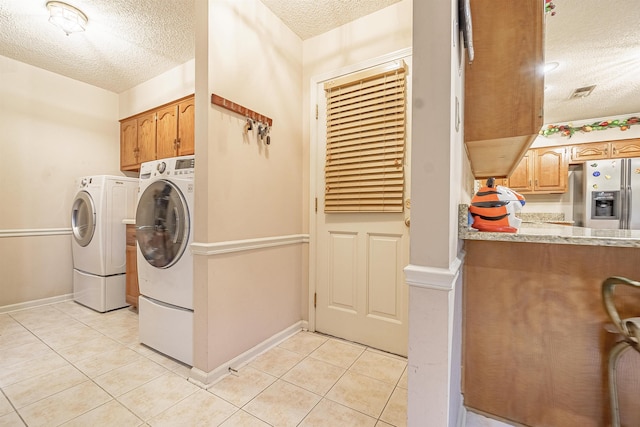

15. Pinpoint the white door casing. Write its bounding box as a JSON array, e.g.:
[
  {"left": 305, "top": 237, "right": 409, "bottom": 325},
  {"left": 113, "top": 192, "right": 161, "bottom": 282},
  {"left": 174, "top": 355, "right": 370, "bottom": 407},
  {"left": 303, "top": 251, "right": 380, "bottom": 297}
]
[{"left": 311, "top": 53, "right": 412, "bottom": 356}]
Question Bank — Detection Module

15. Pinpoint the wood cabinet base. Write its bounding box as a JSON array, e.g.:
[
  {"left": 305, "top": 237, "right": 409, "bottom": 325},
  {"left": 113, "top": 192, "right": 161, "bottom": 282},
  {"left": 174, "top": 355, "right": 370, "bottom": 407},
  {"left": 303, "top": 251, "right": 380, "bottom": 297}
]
[
  {"left": 125, "top": 225, "right": 139, "bottom": 309},
  {"left": 463, "top": 241, "right": 640, "bottom": 426}
]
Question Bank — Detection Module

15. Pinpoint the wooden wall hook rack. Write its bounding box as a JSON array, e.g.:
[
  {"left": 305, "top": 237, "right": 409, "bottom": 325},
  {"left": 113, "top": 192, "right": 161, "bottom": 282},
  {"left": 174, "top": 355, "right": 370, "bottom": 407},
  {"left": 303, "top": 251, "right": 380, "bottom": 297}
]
[{"left": 211, "top": 93, "right": 273, "bottom": 127}]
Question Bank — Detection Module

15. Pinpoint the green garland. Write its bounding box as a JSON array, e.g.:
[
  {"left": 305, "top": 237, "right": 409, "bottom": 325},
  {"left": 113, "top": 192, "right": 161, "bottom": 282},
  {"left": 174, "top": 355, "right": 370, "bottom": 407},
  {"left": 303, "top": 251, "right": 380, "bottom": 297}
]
[
  {"left": 540, "top": 116, "right": 640, "bottom": 137},
  {"left": 545, "top": 0, "right": 556, "bottom": 15}
]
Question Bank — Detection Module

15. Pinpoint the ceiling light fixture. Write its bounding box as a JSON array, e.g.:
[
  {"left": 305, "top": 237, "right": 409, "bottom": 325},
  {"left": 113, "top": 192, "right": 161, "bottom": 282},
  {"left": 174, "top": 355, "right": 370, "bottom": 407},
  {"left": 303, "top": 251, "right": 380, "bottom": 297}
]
[
  {"left": 46, "top": 1, "right": 88, "bottom": 36},
  {"left": 544, "top": 62, "right": 559, "bottom": 73}
]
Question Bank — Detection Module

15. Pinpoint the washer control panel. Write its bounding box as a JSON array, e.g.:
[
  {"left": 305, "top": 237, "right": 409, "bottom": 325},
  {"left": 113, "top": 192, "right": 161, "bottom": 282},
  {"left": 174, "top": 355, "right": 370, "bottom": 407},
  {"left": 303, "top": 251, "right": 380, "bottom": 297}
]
[{"left": 140, "top": 156, "right": 195, "bottom": 180}]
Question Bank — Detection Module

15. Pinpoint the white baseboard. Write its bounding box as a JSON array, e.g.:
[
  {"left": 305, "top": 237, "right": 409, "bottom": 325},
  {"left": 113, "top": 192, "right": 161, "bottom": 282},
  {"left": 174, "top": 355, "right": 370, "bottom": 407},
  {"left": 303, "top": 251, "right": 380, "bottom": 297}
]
[
  {"left": 188, "top": 320, "right": 308, "bottom": 388},
  {"left": 0, "top": 294, "right": 74, "bottom": 314}
]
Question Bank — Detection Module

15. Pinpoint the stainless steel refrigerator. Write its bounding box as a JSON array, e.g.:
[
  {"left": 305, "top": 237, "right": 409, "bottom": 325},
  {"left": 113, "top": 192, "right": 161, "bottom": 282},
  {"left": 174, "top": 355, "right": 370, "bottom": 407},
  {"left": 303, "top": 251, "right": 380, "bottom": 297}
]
[{"left": 583, "top": 158, "right": 640, "bottom": 229}]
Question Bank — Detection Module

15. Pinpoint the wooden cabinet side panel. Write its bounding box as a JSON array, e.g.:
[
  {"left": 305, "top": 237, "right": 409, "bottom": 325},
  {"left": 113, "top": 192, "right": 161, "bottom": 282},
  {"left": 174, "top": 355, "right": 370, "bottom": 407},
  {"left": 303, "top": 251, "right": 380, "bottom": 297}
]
[
  {"left": 137, "top": 113, "right": 157, "bottom": 164},
  {"left": 463, "top": 241, "right": 640, "bottom": 427},
  {"left": 156, "top": 105, "right": 178, "bottom": 159},
  {"left": 177, "top": 97, "right": 195, "bottom": 156},
  {"left": 120, "top": 118, "right": 138, "bottom": 170},
  {"left": 464, "top": 0, "right": 544, "bottom": 142}
]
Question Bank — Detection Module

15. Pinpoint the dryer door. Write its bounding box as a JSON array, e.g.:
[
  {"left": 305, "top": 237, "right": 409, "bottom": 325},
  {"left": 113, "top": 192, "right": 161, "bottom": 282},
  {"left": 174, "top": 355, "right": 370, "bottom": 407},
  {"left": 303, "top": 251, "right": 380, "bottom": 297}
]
[
  {"left": 71, "top": 191, "right": 96, "bottom": 247},
  {"left": 136, "top": 180, "right": 190, "bottom": 268}
]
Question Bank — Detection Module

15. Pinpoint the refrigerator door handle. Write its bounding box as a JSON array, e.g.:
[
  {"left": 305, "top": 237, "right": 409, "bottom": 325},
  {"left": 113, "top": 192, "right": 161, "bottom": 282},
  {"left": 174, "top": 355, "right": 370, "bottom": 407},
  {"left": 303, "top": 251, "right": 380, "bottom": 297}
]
[
  {"left": 621, "top": 188, "right": 628, "bottom": 229},
  {"left": 621, "top": 159, "right": 630, "bottom": 229}
]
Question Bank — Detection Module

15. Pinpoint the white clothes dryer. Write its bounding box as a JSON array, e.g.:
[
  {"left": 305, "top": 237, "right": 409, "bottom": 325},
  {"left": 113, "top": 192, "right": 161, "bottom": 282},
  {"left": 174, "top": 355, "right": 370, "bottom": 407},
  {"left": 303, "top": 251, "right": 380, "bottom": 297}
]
[
  {"left": 71, "top": 175, "right": 138, "bottom": 312},
  {"left": 136, "top": 155, "right": 194, "bottom": 365}
]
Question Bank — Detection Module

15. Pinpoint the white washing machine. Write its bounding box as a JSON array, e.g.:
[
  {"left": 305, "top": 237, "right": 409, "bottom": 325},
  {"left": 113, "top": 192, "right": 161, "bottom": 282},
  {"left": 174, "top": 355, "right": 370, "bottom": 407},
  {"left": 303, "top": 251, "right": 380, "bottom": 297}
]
[
  {"left": 136, "top": 155, "right": 194, "bottom": 365},
  {"left": 71, "top": 175, "right": 138, "bottom": 312}
]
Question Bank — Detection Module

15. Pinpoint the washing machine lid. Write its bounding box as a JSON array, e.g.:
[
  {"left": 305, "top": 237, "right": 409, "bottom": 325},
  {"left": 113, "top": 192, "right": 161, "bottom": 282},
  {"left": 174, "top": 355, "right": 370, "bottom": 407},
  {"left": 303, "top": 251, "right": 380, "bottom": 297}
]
[
  {"left": 71, "top": 191, "right": 96, "bottom": 247},
  {"left": 136, "top": 179, "right": 190, "bottom": 268}
]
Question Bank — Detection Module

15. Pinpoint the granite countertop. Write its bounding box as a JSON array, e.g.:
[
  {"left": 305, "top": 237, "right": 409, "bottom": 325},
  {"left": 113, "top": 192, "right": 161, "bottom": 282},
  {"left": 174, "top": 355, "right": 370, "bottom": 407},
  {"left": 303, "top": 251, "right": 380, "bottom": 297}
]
[{"left": 459, "top": 205, "right": 640, "bottom": 248}]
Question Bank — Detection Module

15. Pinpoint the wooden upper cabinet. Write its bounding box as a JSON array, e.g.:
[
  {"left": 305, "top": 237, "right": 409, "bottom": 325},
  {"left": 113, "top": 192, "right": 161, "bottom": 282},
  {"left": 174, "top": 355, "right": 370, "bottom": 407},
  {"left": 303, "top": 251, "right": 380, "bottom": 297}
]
[
  {"left": 570, "top": 141, "right": 610, "bottom": 162},
  {"left": 533, "top": 147, "right": 567, "bottom": 192},
  {"left": 120, "top": 118, "right": 138, "bottom": 170},
  {"left": 137, "top": 112, "right": 157, "bottom": 165},
  {"left": 156, "top": 105, "right": 178, "bottom": 160},
  {"left": 177, "top": 97, "right": 195, "bottom": 156},
  {"left": 506, "top": 152, "right": 533, "bottom": 193},
  {"left": 568, "top": 138, "right": 640, "bottom": 163},
  {"left": 119, "top": 95, "right": 195, "bottom": 171},
  {"left": 506, "top": 147, "right": 567, "bottom": 194},
  {"left": 464, "top": 0, "right": 544, "bottom": 179},
  {"left": 120, "top": 113, "right": 156, "bottom": 171},
  {"left": 154, "top": 95, "right": 195, "bottom": 159},
  {"left": 611, "top": 138, "right": 640, "bottom": 158}
]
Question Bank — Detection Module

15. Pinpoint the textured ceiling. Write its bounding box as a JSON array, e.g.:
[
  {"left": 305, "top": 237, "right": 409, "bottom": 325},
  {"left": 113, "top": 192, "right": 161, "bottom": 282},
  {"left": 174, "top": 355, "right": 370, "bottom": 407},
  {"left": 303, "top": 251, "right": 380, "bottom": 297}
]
[
  {"left": 543, "top": 0, "right": 640, "bottom": 124},
  {"left": 0, "top": 0, "right": 195, "bottom": 94},
  {"left": 260, "top": 0, "right": 403, "bottom": 40},
  {"left": 0, "top": 0, "right": 638, "bottom": 125}
]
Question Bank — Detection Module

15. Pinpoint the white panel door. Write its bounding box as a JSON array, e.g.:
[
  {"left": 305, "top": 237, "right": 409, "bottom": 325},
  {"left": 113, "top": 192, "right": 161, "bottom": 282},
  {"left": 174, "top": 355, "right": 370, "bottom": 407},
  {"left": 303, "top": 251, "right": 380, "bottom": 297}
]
[{"left": 314, "top": 58, "right": 411, "bottom": 356}]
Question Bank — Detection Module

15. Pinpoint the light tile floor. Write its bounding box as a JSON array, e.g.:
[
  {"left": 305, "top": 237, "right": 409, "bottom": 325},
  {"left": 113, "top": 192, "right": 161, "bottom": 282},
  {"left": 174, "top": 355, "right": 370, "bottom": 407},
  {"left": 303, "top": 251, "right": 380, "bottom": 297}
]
[{"left": 0, "top": 301, "right": 409, "bottom": 426}]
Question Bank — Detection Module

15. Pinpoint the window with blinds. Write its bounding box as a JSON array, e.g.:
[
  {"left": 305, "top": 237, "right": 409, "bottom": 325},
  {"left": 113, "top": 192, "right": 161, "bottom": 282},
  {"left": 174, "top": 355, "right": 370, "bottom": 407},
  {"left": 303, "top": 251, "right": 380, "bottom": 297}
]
[{"left": 324, "top": 60, "right": 407, "bottom": 213}]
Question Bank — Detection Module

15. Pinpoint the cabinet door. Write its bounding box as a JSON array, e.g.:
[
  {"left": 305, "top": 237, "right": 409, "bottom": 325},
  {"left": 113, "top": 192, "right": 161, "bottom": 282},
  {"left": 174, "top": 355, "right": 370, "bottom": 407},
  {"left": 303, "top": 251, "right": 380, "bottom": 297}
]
[
  {"left": 611, "top": 138, "right": 640, "bottom": 158},
  {"left": 156, "top": 105, "right": 178, "bottom": 159},
  {"left": 506, "top": 153, "right": 533, "bottom": 192},
  {"left": 534, "top": 147, "right": 567, "bottom": 192},
  {"left": 137, "top": 113, "right": 157, "bottom": 164},
  {"left": 177, "top": 97, "right": 195, "bottom": 156},
  {"left": 571, "top": 142, "right": 610, "bottom": 162},
  {"left": 120, "top": 118, "right": 138, "bottom": 170}
]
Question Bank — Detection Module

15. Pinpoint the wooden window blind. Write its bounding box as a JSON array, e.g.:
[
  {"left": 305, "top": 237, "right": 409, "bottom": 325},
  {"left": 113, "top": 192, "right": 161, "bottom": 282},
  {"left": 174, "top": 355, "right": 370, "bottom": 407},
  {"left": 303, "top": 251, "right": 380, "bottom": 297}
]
[{"left": 324, "top": 60, "right": 407, "bottom": 213}]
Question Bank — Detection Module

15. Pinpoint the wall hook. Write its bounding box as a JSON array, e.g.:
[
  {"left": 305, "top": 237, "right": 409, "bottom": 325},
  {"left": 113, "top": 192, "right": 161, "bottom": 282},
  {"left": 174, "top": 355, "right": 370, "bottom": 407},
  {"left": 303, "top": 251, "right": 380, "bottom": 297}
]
[
  {"left": 263, "top": 126, "right": 271, "bottom": 145},
  {"left": 245, "top": 119, "right": 253, "bottom": 132}
]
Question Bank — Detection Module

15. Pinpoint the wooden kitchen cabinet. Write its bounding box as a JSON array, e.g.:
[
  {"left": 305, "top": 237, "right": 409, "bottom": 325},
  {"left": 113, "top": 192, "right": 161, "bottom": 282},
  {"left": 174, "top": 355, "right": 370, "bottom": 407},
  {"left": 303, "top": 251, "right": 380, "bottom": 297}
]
[
  {"left": 611, "top": 138, "right": 640, "bottom": 158},
  {"left": 505, "top": 151, "right": 533, "bottom": 192},
  {"left": 568, "top": 138, "right": 640, "bottom": 163},
  {"left": 464, "top": 240, "right": 640, "bottom": 427},
  {"left": 570, "top": 141, "right": 610, "bottom": 162},
  {"left": 125, "top": 224, "right": 139, "bottom": 308},
  {"left": 120, "top": 94, "right": 194, "bottom": 172},
  {"left": 137, "top": 113, "right": 157, "bottom": 164},
  {"left": 120, "top": 112, "right": 157, "bottom": 171},
  {"left": 506, "top": 147, "right": 568, "bottom": 194},
  {"left": 177, "top": 97, "right": 195, "bottom": 155},
  {"left": 120, "top": 118, "right": 138, "bottom": 170},
  {"left": 156, "top": 96, "right": 195, "bottom": 159},
  {"left": 464, "top": 0, "right": 544, "bottom": 179}
]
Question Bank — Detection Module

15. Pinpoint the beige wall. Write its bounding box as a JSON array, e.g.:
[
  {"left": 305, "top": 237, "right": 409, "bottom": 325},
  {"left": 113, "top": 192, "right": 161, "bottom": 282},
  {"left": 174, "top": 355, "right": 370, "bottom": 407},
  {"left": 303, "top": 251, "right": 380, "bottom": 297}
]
[
  {"left": 192, "top": 0, "right": 304, "bottom": 372},
  {"left": 0, "top": 55, "right": 121, "bottom": 309},
  {"left": 118, "top": 59, "right": 195, "bottom": 119}
]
